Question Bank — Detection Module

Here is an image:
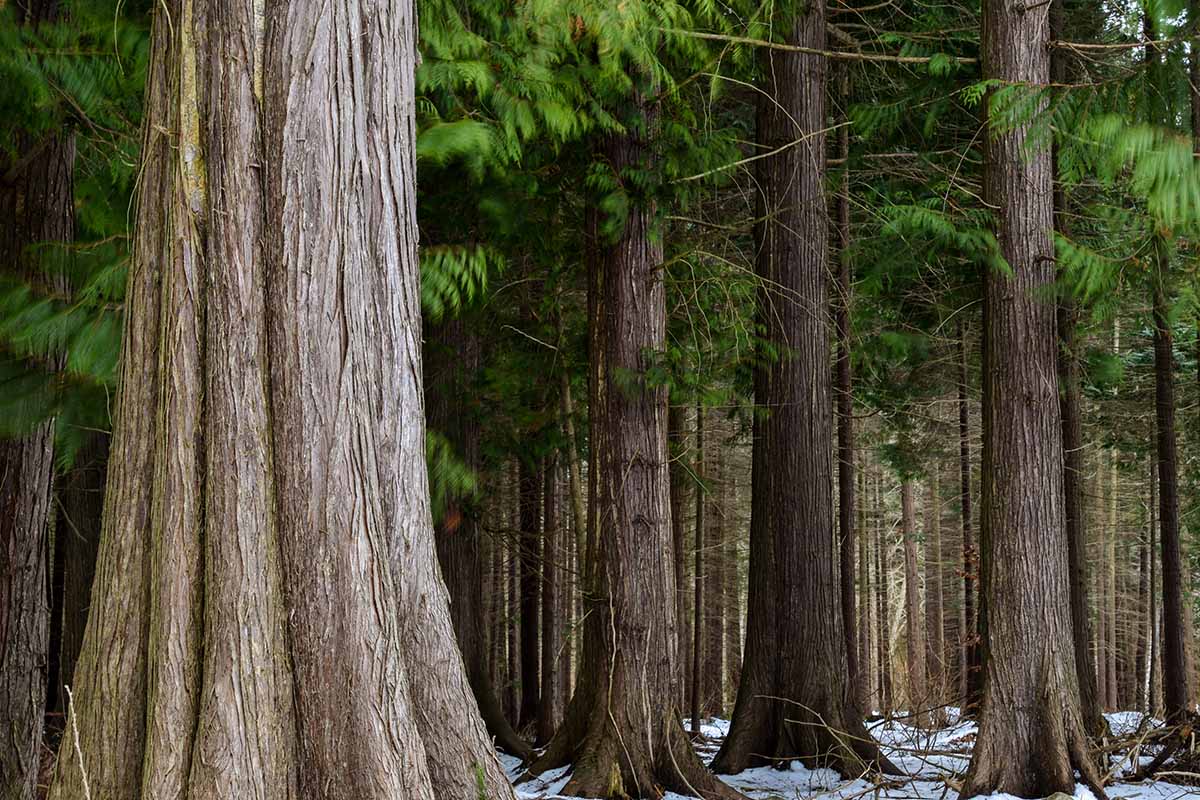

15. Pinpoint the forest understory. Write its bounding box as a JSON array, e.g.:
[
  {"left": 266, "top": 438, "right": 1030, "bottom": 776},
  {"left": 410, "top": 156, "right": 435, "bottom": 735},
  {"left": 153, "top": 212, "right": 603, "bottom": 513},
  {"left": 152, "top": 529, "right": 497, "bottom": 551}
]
[{"left": 508, "top": 712, "right": 1198, "bottom": 800}]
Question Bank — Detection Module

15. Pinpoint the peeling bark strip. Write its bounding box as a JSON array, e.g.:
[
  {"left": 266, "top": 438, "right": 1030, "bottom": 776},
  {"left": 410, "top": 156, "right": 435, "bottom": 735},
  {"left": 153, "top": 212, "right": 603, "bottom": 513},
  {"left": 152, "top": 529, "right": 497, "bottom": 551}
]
[
  {"left": 48, "top": 2, "right": 515, "bottom": 799},
  {"left": 964, "top": 2, "right": 1105, "bottom": 796}
]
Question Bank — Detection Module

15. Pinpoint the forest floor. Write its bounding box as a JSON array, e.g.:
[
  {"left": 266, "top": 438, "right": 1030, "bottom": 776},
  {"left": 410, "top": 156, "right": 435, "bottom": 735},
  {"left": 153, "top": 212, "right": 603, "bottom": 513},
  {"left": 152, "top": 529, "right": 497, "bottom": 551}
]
[{"left": 504, "top": 711, "right": 1197, "bottom": 800}]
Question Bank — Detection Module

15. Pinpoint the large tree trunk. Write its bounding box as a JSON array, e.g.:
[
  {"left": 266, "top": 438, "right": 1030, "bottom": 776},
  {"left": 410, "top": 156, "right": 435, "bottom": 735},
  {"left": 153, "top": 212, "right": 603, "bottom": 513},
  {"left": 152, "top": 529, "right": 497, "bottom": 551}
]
[
  {"left": 902, "top": 482, "right": 926, "bottom": 726},
  {"left": 525, "top": 101, "right": 741, "bottom": 797},
  {"left": 48, "top": 3, "right": 515, "bottom": 799},
  {"left": 713, "top": 2, "right": 893, "bottom": 777},
  {"left": 964, "top": 3, "right": 1105, "bottom": 794},
  {"left": 426, "top": 320, "right": 531, "bottom": 759},
  {"left": 0, "top": 25, "right": 73, "bottom": 787}
]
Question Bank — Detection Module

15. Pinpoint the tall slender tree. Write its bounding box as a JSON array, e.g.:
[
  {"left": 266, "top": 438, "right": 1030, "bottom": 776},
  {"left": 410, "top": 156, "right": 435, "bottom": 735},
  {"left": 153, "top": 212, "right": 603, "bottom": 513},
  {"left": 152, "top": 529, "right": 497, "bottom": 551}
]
[
  {"left": 525, "top": 89, "right": 742, "bottom": 798},
  {"left": 713, "top": 0, "right": 895, "bottom": 776}
]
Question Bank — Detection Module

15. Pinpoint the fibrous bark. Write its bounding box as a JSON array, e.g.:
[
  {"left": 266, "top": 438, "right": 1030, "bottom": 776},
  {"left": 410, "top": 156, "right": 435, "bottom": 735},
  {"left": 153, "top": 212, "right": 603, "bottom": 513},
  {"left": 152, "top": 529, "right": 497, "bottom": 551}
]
[
  {"left": 712, "top": 1, "right": 894, "bottom": 777},
  {"left": 0, "top": 5, "right": 74, "bottom": 789},
  {"left": 48, "top": 3, "right": 515, "bottom": 799},
  {"left": 964, "top": 3, "right": 1106, "bottom": 794},
  {"left": 525, "top": 103, "right": 742, "bottom": 799}
]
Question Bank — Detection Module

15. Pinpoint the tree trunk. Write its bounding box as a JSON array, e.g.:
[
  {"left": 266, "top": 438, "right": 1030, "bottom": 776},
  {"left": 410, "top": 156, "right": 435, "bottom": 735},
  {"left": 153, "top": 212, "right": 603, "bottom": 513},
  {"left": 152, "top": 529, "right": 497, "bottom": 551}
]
[
  {"left": 958, "top": 322, "right": 977, "bottom": 710},
  {"left": 507, "top": 462, "right": 522, "bottom": 722},
  {"left": 691, "top": 404, "right": 706, "bottom": 733},
  {"left": 1149, "top": 459, "right": 1162, "bottom": 716},
  {"left": 525, "top": 111, "right": 742, "bottom": 799},
  {"left": 670, "top": 403, "right": 691, "bottom": 708},
  {"left": 858, "top": 467, "right": 873, "bottom": 713},
  {"left": 426, "top": 320, "right": 531, "bottom": 759},
  {"left": 713, "top": 3, "right": 893, "bottom": 777},
  {"left": 924, "top": 473, "right": 946, "bottom": 723},
  {"left": 1106, "top": 449, "right": 1119, "bottom": 711},
  {"left": 49, "top": 433, "right": 108, "bottom": 716},
  {"left": 0, "top": 18, "right": 73, "bottom": 785},
  {"left": 724, "top": 473, "right": 742, "bottom": 709},
  {"left": 834, "top": 63, "right": 861, "bottom": 715},
  {"left": 1058, "top": 297, "right": 1104, "bottom": 734},
  {"left": 964, "top": 3, "right": 1105, "bottom": 794},
  {"left": 877, "top": 477, "right": 893, "bottom": 715},
  {"left": 704, "top": 440, "right": 726, "bottom": 717},
  {"left": 1051, "top": 0, "right": 1104, "bottom": 722},
  {"left": 539, "top": 454, "right": 561, "bottom": 743},
  {"left": 48, "top": 3, "right": 516, "bottom": 799},
  {"left": 519, "top": 459, "right": 543, "bottom": 728},
  {"left": 902, "top": 482, "right": 926, "bottom": 726},
  {"left": 711, "top": 256, "right": 776, "bottom": 771},
  {"left": 1148, "top": 5, "right": 1193, "bottom": 725},
  {"left": 559, "top": 373, "right": 587, "bottom": 690}
]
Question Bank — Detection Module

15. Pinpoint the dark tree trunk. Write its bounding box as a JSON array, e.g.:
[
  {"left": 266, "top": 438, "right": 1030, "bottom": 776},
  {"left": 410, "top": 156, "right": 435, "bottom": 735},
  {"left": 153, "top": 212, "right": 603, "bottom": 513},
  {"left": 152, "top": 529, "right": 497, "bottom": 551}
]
[
  {"left": 704, "top": 441, "right": 726, "bottom": 717},
  {"left": 525, "top": 109, "right": 742, "bottom": 799},
  {"left": 519, "top": 459, "right": 543, "bottom": 729},
  {"left": 1050, "top": 0, "right": 1104, "bottom": 727},
  {"left": 901, "top": 482, "right": 926, "bottom": 725},
  {"left": 669, "top": 403, "right": 691, "bottom": 708},
  {"left": 426, "top": 320, "right": 531, "bottom": 759},
  {"left": 724, "top": 473, "right": 742, "bottom": 707},
  {"left": 507, "top": 464, "right": 522, "bottom": 722},
  {"left": 834, "top": 63, "right": 861, "bottom": 715},
  {"left": 924, "top": 473, "right": 946, "bottom": 721},
  {"left": 713, "top": 3, "right": 893, "bottom": 777},
  {"left": 964, "top": 3, "right": 1105, "bottom": 794},
  {"left": 1136, "top": 514, "right": 1150, "bottom": 713},
  {"left": 48, "top": 3, "right": 516, "bottom": 799},
  {"left": 877, "top": 477, "right": 893, "bottom": 715},
  {"left": 711, "top": 264, "right": 776, "bottom": 771},
  {"left": 1153, "top": 251, "right": 1190, "bottom": 721},
  {"left": 49, "top": 433, "right": 108, "bottom": 715},
  {"left": 1148, "top": 9, "right": 1196, "bottom": 722},
  {"left": 539, "top": 453, "right": 561, "bottom": 744},
  {"left": 0, "top": 87, "right": 72, "bottom": 800},
  {"left": 1057, "top": 299, "right": 1104, "bottom": 735},
  {"left": 1105, "top": 451, "right": 1118, "bottom": 712},
  {"left": 691, "top": 404, "right": 706, "bottom": 733},
  {"left": 858, "top": 469, "right": 873, "bottom": 712}
]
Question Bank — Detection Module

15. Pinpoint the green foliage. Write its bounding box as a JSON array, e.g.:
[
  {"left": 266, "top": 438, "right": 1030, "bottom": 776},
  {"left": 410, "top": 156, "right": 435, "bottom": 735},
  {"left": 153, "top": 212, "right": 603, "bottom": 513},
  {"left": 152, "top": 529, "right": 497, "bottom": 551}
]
[{"left": 427, "top": 429, "right": 479, "bottom": 526}]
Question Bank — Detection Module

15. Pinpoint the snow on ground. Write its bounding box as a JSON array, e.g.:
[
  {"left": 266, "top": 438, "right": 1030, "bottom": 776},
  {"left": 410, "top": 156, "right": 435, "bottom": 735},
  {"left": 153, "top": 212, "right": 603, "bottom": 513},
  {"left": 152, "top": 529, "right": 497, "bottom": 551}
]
[{"left": 503, "top": 712, "right": 1198, "bottom": 800}]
